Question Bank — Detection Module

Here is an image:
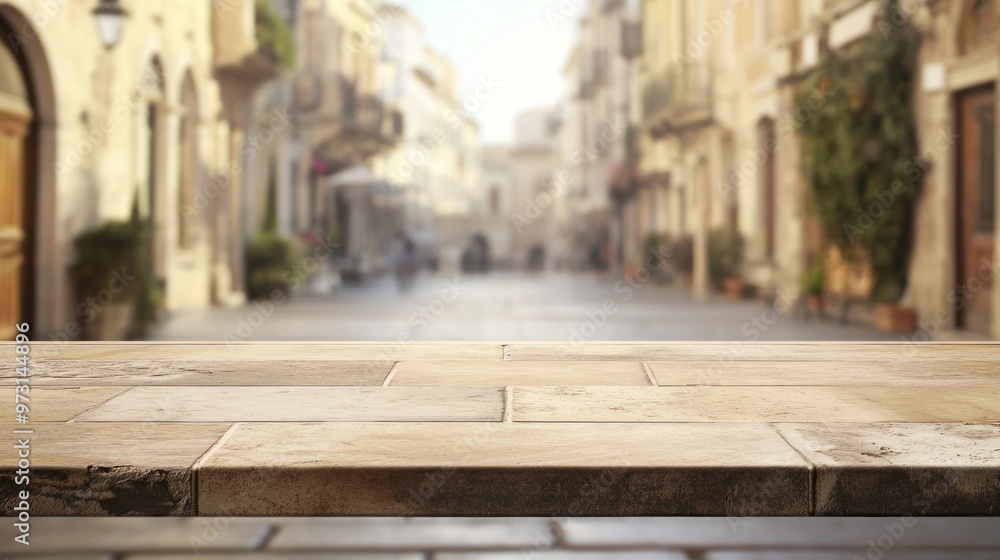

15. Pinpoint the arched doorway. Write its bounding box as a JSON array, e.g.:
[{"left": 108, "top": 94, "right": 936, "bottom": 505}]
[
  {"left": 0, "top": 6, "right": 56, "bottom": 336},
  {"left": 0, "top": 32, "right": 34, "bottom": 339}
]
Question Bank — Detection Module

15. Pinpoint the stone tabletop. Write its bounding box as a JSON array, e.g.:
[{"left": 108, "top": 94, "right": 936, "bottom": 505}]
[{"left": 2, "top": 342, "right": 999, "bottom": 517}]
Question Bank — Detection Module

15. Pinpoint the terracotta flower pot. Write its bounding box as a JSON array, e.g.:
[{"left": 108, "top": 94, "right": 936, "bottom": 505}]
[
  {"left": 723, "top": 278, "right": 745, "bottom": 300},
  {"left": 875, "top": 304, "right": 916, "bottom": 334}
]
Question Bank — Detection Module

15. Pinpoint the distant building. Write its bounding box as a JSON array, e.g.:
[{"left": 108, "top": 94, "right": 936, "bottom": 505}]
[
  {"left": 474, "top": 108, "right": 562, "bottom": 271},
  {"left": 373, "top": 3, "right": 481, "bottom": 268}
]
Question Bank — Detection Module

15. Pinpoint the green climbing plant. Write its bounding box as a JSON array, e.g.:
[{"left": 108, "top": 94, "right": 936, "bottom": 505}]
[
  {"left": 255, "top": 0, "right": 297, "bottom": 71},
  {"left": 798, "top": 0, "right": 922, "bottom": 304}
]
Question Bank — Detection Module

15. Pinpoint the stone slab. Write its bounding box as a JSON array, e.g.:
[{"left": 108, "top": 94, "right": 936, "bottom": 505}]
[
  {"left": 0, "top": 423, "right": 229, "bottom": 515},
  {"left": 775, "top": 423, "right": 1000, "bottom": 515},
  {"left": 76, "top": 387, "right": 503, "bottom": 422},
  {"left": 0, "top": 517, "right": 272, "bottom": 554},
  {"left": 503, "top": 343, "right": 1000, "bottom": 362},
  {"left": 437, "top": 554, "right": 688, "bottom": 560},
  {"left": 648, "top": 360, "right": 1000, "bottom": 386},
  {"left": 389, "top": 361, "right": 651, "bottom": 386},
  {"left": 13, "top": 360, "right": 391, "bottom": 386},
  {"left": 197, "top": 422, "right": 809, "bottom": 516},
  {"left": 705, "top": 553, "right": 1000, "bottom": 560},
  {"left": 122, "top": 552, "right": 427, "bottom": 560},
  {"left": 512, "top": 386, "right": 1000, "bottom": 423},
  {"left": 14, "top": 386, "right": 127, "bottom": 421},
  {"left": 561, "top": 518, "right": 1000, "bottom": 548},
  {"left": 265, "top": 518, "right": 552, "bottom": 550},
  {"left": 26, "top": 342, "right": 504, "bottom": 361}
]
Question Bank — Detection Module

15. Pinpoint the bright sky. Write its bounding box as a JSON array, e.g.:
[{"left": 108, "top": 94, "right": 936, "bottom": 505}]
[{"left": 397, "top": 0, "right": 580, "bottom": 144}]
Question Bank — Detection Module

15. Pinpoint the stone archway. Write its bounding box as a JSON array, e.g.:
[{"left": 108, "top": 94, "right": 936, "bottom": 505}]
[{"left": 0, "top": 5, "right": 57, "bottom": 337}]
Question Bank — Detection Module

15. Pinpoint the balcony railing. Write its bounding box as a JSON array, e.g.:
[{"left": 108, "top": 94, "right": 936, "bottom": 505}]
[
  {"left": 212, "top": 0, "right": 295, "bottom": 82},
  {"left": 298, "top": 73, "right": 403, "bottom": 160},
  {"left": 642, "top": 62, "right": 713, "bottom": 136}
]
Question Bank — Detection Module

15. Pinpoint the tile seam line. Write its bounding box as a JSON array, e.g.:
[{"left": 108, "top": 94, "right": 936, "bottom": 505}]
[
  {"left": 642, "top": 362, "right": 658, "bottom": 386},
  {"left": 191, "top": 422, "right": 241, "bottom": 516},
  {"left": 382, "top": 362, "right": 400, "bottom": 386},
  {"left": 66, "top": 387, "right": 135, "bottom": 423},
  {"left": 768, "top": 422, "right": 817, "bottom": 516}
]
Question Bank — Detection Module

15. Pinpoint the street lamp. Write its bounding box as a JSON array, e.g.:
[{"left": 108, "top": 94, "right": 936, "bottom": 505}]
[{"left": 93, "top": 0, "right": 128, "bottom": 49}]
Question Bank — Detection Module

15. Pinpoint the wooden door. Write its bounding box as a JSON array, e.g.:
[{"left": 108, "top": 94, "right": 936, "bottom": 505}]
[
  {"left": 957, "top": 86, "right": 996, "bottom": 333},
  {"left": 0, "top": 94, "right": 33, "bottom": 341}
]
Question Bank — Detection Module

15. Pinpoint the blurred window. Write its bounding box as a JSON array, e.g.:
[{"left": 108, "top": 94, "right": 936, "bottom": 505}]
[{"left": 964, "top": 0, "right": 997, "bottom": 52}]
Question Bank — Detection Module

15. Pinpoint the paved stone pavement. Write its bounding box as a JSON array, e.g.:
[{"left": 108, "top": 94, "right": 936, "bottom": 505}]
[
  {"left": 152, "top": 272, "right": 899, "bottom": 342},
  {"left": 123, "top": 274, "right": 993, "bottom": 557},
  {"left": 3, "top": 517, "right": 1000, "bottom": 558}
]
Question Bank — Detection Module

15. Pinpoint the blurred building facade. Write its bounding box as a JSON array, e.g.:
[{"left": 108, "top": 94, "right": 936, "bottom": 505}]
[
  {"left": 474, "top": 108, "right": 563, "bottom": 271},
  {"left": 0, "top": 0, "right": 300, "bottom": 336},
  {"left": 558, "top": 0, "right": 1000, "bottom": 337},
  {"left": 372, "top": 3, "right": 481, "bottom": 270}
]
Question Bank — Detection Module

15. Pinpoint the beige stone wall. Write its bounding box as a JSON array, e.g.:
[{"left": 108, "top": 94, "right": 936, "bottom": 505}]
[{"left": 2, "top": 0, "right": 231, "bottom": 334}]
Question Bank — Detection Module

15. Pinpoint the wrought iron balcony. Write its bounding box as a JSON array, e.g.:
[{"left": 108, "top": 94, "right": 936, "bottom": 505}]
[{"left": 642, "top": 62, "right": 713, "bottom": 137}]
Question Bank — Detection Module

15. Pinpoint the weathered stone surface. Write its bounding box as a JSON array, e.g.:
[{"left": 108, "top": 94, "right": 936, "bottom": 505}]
[
  {"left": 704, "top": 553, "right": 1000, "bottom": 560},
  {"left": 561, "top": 518, "right": 1000, "bottom": 548},
  {"left": 18, "top": 360, "right": 391, "bottom": 386},
  {"left": 512, "top": 386, "right": 1000, "bottom": 423},
  {"left": 266, "top": 518, "right": 552, "bottom": 550},
  {"left": 197, "top": 422, "right": 809, "bottom": 516},
  {"left": 0, "top": 423, "right": 229, "bottom": 515},
  {"left": 30, "top": 342, "right": 504, "bottom": 361},
  {"left": 504, "top": 342, "right": 1000, "bottom": 362},
  {"left": 437, "top": 554, "right": 688, "bottom": 560},
  {"left": 389, "top": 360, "right": 651, "bottom": 386},
  {"left": 76, "top": 387, "right": 503, "bottom": 422},
  {"left": 0, "top": 518, "right": 272, "bottom": 554},
  {"left": 774, "top": 423, "right": 1000, "bottom": 515},
  {"left": 122, "top": 552, "right": 427, "bottom": 560},
  {"left": 648, "top": 360, "right": 1000, "bottom": 386},
  {"left": 20, "top": 386, "right": 128, "bottom": 421}
]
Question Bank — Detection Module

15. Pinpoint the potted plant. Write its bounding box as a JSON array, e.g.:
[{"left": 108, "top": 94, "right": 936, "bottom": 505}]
[
  {"left": 70, "top": 219, "right": 146, "bottom": 340},
  {"left": 245, "top": 173, "right": 299, "bottom": 301},
  {"left": 800, "top": 260, "right": 825, "bottom": 317},
  {"left": 797, "top": 0, "right": 921, "bottom": 334},
  {"left": 708, "top": 228, "right": 745, "bottom": 300},
  {"left": 874, "top": 284, "right": 916, "bottom": 334},
  {"left": 644, "top": 232, "right": 672, "bottom": 283}
]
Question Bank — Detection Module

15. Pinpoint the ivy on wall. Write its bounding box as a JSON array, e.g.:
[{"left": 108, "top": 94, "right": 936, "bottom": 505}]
[
  {"left": 256, "top": 0, "right": 297, "bottom": 71},
  {"left": 798, "top": 0, "right": 923, "bottom": 304}
]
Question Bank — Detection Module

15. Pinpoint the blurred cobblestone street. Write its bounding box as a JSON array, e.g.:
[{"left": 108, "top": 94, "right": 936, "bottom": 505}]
[{"left": 151, "top": 273, "right": 898, "bottom": 342}]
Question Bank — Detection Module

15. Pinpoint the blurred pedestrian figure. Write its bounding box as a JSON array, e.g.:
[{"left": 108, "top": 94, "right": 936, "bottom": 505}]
[{"left": 390, "top": 232, "right": 418, "bottom": 292}]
